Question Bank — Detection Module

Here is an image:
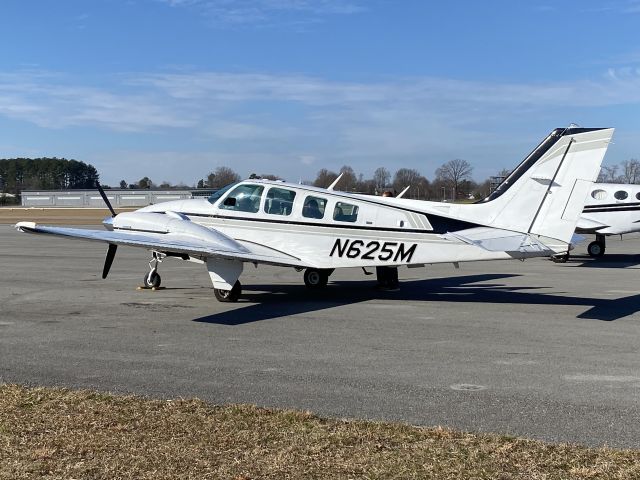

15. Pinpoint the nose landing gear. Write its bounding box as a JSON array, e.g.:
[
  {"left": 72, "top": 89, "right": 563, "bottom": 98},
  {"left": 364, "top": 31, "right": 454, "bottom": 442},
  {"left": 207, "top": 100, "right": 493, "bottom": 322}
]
[{"left": 143, "top": 252, "right": 163, "bottom": 289}]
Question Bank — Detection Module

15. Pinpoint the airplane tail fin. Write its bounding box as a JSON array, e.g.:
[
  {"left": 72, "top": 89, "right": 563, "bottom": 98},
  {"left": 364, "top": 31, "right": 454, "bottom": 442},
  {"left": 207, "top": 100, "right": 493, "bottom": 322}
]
[{"left": 468, "top": 127, "right": 614, "bottom": 252}]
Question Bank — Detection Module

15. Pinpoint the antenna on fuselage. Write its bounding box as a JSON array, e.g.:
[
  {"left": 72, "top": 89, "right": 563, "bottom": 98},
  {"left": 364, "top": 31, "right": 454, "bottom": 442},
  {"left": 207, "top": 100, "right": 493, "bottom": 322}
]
[
  {"left": 396, "top": 186, "right": 410, "bottom": 198},
  {"left": 327, "top": 172, "right": 344, "bottom": 191}
]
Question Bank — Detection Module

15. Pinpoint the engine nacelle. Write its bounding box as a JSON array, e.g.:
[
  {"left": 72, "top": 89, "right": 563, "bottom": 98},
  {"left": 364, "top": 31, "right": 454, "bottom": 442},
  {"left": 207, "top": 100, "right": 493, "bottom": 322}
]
[{"left": 107, "top": 211, "right": 249, "bottom": 253}]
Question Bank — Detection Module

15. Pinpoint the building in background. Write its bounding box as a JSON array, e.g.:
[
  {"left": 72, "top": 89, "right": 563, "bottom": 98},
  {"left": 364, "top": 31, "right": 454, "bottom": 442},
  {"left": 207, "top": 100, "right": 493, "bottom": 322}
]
[{"left": 21, "top": 189, "right": 194, "bottom": 208}]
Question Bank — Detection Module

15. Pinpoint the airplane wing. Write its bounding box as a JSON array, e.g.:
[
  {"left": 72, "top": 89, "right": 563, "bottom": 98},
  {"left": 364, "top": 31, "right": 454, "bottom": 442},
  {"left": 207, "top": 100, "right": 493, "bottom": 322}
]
[{"left": 15, "top": 221, "right": 309, "bottom": 268}]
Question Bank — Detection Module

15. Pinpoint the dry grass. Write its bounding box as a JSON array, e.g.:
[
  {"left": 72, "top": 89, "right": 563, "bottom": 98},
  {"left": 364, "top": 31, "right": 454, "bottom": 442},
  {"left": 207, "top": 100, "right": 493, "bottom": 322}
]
[
  {"left": 0, "top": 207, "right": 135, "bottom": 225},
  {"left": 1, "top": 385, "right": 640, "bottom": 479}
]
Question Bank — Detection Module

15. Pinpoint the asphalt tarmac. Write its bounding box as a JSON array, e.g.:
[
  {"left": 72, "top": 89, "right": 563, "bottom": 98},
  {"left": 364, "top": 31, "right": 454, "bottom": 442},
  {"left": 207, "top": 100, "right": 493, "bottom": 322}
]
[{"left": 2, "top": 224, "right": 640, "bottom": 448}]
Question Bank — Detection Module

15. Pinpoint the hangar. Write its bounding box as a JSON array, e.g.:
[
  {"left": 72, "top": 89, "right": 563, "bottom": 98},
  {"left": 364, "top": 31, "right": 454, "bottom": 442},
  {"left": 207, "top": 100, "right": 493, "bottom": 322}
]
[{"left": 21, "top": 189, "right": 195, "bottom": 208}]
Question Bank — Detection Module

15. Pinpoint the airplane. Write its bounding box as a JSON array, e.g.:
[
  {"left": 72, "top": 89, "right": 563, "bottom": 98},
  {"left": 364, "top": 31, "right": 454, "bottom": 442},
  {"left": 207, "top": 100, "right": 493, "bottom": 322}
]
[
  {"left": 576, "top": 182, "right": 640, "bottom": 257},
  {"left": 15, "top": 126, "right": 614, "bottom": 302}
]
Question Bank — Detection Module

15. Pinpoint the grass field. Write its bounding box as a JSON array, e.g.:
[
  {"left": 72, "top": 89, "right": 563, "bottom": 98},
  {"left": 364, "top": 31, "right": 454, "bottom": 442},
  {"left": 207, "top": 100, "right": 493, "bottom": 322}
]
[
  {"left": 1, "top": 384, "right": 639, "bottom": 479},
  {"left": 0, "top": 207, "right": 135, "bottom": 225}
]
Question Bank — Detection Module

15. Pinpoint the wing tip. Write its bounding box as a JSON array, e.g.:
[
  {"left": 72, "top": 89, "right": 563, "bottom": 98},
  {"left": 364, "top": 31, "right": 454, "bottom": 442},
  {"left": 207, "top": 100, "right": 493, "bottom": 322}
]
[{"left": 15, "top": 221, "right": 37, "bottom": 232}]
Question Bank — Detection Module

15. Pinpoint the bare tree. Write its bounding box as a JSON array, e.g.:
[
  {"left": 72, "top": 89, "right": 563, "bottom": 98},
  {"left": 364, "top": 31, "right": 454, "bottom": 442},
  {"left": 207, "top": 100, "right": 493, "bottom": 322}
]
[
  {"left": 356, "top": 178, "right": 376, "bottom": 194},
  {"left": 313, "top": 168, "right": 339, "bottom": 188},
  {"left": 338, "top": 165, "right": 358, "bottom": 191},
  {"left": 392, "top": 168, "right": 426, "bottom": 198},
  {"left": 435, "top": 159, "right": 473, "bottom": 200},
  {"left": 207, "top": 166, "right": 241, "bottom": 189},
  {"left": 373, "top": 167, "right": 391, "bottom": 192},
  {"left": 620, "top": 159, "right": 640, "bottom": 184},
  {"left": 597, "top": 165, "right": 619, "bottom": 183}
]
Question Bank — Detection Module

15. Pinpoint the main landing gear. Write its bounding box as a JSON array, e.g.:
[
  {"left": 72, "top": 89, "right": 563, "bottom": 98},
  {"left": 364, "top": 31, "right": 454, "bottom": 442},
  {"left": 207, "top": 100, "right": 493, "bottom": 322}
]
[
  {"left": 214, "top": 280, "right": 242, "bottom": 302},
  {"left": 551, "top": 252, "right": 570, "bottom": 263},
  {"left": 303, "top": 268, "right": 334, "bottom": 289},
  {"left": 143, "top": 252, "right": 163, "bottom": 288},
  {"left": 587, "top": 234, "right": 606, "bottom": 258}
]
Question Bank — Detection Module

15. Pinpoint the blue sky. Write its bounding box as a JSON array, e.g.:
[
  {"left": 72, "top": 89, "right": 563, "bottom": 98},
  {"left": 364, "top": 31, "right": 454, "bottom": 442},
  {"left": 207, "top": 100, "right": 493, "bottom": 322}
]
[{"left": 1, "top": 0, "right": 639, "bottom": 186}]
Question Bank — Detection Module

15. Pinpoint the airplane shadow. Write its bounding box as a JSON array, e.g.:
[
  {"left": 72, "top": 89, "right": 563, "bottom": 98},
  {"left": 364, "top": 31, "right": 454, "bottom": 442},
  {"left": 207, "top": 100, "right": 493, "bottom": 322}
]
[
  {"left": 192, "top": 273, "right": 640, "bottom": 325},
  {"left": 567, "top": 254, "right": 640, "bottom": 269}
]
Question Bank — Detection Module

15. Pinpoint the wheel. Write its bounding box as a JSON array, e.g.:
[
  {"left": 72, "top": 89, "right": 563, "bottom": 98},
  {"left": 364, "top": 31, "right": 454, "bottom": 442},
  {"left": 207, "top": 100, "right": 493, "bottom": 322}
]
[
  {"left": 587, "top": 241, "right": 605, "bottom": 258},
  {"left": 214, "top": 280, "right": 241, "bottom": 302},
  {"left": 552, "top": 252, "right": 569, "bottom": 263},
  {"left": 303, "top": 268, "right": 328, "bottom": 289},
  {"left": 143, "top": 271, "right": 161, "bottom": 288}
]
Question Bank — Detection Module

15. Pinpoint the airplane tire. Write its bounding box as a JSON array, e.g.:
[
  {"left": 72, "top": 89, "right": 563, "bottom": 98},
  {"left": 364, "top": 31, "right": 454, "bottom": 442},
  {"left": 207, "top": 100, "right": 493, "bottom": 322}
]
[
  {"left": 552, "top": 252, "right": 569, "bottom": 263},
  {"left": 214, "top": 280, "right": 242, "bottom": 302},
  {"left": 587, "top": 241, "right": 605, "bottom": 258},
  {"left": 304, "top": 268, "right": 328, "bottom": 289},
  {"left": 143, "top": 271, "right": 161, "bottom": 288}
]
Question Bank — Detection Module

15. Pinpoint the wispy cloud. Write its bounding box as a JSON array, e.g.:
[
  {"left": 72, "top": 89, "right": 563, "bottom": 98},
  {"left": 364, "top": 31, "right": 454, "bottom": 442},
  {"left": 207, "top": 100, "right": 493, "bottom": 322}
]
[
  {"left": 157, "top": 0, "right": 365, "bottom": 26},
  {"left": 1, "top": 68, "right": 639, "bottom": 181}
]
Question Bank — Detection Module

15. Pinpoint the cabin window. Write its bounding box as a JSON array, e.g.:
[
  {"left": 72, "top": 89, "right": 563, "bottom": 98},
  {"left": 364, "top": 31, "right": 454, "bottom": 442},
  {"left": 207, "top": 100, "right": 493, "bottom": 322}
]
[
  {"left": 207, "top": 182, "right": 237, "bottom": 205},
  {"left": 333, "top": 202, "right": 359, "bottom": 222},
  {"left": 220, "top": 184, "right": 264, "bottom": 213},
  {"left": 302, "top": 196, "right": 326, "bottom": 219},
  {"left": 636, "top": 192, "right": 640, "bottom": 201},
  {"left": 614, "top": 190, "right": 628, "bottom": 200},
  {"left": 264, "top": 187, "right": 296, "bottom": 216},
  {"left": 591, "top": 189, "right": 607, "bottom": 200}
]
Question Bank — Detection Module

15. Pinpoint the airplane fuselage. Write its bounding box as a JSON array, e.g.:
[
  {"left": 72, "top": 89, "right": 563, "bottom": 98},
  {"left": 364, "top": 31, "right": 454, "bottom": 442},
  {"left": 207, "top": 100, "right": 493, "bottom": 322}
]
[{"left": 134, "top": 181, "right": 520, "bottom": 269}]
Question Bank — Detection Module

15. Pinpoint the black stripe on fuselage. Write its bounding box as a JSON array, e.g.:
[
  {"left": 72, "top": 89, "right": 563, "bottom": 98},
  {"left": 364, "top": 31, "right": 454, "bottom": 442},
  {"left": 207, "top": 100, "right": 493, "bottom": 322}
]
[
  {"left": 584, "top": 202, "right": 640, "bottom": 210},
  {"left": 583, "top": 205, "right": 640, "bottom": 213},
  {"left": 178, "top": 212, "right": 481, "bottom": 235}
]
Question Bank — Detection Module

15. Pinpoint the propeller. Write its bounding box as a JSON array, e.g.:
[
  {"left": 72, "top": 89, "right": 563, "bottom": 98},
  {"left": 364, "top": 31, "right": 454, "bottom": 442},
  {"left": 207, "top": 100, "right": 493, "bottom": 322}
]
[
  {"left": 102, "top": 244, "right": 117, "bottom": 279},
  {"left": 96, "top": 181, "right": 118, "bottom": 279},
  {"left": 97, "top": 181, "right": 117, "bottom": 217}
]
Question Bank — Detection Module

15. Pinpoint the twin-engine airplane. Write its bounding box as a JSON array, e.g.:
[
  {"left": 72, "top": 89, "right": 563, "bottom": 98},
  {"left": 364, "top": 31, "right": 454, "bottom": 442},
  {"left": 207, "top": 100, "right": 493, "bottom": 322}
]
[
  {"left": 16, "top": 127, "right": 614, "bottom": 302},
  {"left": 576, "top": 183, "right": 640, "bottom": 257}
]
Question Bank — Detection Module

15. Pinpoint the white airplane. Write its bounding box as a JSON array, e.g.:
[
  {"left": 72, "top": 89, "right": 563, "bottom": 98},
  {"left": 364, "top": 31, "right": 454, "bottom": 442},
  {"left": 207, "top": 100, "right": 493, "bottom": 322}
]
[
  {"left": 16, "top": 127, "right": 613, "bottom": 302},
  {"left": 576, "top": 183, "right": 640, "bottom": 257}
]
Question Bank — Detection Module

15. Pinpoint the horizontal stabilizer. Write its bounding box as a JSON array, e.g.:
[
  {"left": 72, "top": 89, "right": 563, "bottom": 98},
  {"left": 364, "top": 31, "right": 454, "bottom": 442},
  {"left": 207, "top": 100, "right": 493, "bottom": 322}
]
[{"left": 442, "top": 227, "right": 554, "bottom": 254}]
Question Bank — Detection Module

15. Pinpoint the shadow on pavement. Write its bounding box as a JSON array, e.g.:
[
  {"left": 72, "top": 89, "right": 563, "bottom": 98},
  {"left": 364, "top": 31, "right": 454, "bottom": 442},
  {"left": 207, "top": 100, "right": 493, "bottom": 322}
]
[
  {"left": 192, "top": 273, "right": 640, "bottom": 325},
  {"left": 568, "top": 253, "right": 640, "bottom": 269}
]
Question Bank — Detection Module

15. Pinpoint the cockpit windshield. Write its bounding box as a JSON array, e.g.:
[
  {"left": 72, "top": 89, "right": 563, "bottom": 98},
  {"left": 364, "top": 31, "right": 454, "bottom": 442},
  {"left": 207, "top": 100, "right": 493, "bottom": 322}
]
[{"left": 207, "top": 183, "right": 237, "bottom": 205}]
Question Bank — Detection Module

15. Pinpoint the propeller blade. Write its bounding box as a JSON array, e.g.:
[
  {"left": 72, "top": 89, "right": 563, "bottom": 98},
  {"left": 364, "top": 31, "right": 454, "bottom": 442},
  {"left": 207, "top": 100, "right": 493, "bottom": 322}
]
[
  {"left": 102, "top": 244, "right": 118, "bottom": 279},
  {"left": 97, "top": 182, "right": 117, "bottom": 217}
]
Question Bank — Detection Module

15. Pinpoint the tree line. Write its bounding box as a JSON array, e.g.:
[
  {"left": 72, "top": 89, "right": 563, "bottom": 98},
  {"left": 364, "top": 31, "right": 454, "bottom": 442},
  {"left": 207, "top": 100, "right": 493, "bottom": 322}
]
[
  {"left": 0, "top": 158, "right": 99, "bottom": 194},
  {"left": 305, "top": 160, "right": 478, "bottom": 201},
  {"left": 7, "top": 156, "right": 639, "bottom": 206},
  {"left": 190, "top": 162, "right": 478, "bottom": 201}
]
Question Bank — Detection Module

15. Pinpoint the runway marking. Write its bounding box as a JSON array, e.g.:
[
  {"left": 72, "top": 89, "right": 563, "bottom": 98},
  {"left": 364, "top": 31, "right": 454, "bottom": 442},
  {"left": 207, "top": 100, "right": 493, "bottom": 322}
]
[
  {"left": 565, "top": 374, "right": 640, "bottom": 383},
  {"left": 494, "top": 360, "right": 538, "bottom": 366},
  {"left": 450, "top": 384, "right": 486, "bottom": 392},
  {"left": 0, "top": 322, "right": 14, "bottom": 326}
]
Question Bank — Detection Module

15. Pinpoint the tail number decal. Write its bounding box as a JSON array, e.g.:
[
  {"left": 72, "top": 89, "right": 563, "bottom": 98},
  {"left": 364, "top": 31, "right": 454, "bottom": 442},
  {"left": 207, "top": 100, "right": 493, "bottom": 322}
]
[{"left": 330, "top": 239, "right": 417, "bottom": 262}]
